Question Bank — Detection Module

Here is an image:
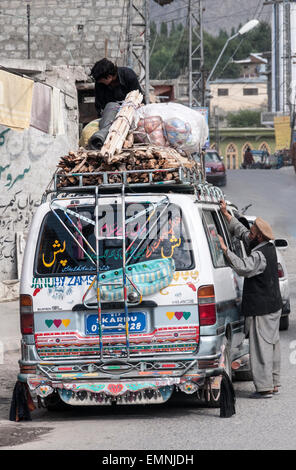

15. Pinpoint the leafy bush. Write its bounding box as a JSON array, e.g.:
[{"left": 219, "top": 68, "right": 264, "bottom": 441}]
[{"left": 226, "top": 110, "right": 261, "bottom": 127}]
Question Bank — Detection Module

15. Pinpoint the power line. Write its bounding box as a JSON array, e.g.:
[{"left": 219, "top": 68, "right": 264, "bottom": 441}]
[{"left": 156, "top": 12, "right": 189, "bottom": 79}]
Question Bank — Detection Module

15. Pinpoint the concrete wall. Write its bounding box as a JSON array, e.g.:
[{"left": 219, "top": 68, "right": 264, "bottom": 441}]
[
  {"left": 0, "top": 0, "right": 129, "bottom": 66},
  {"left": 0, "top": 63, "right": 87, "bottom": 284}
]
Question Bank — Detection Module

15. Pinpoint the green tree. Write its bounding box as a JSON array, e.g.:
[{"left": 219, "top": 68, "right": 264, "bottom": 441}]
[
  {"left": 227, "top": 110, "right": 261, "bottom": 128},
  {"left": 149, "top": 21, "right": 271, "bottom": 81}
]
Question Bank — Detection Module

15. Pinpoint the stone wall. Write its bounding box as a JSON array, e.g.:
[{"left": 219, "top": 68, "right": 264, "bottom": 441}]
[
  {"left": 0, "top": 62, "right": 87, "bottom": 285},
  {"left": 0, "top": 0, "right": 130, "bottom": 66}
]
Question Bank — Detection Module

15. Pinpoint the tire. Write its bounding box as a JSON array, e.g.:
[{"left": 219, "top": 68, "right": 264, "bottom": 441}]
[
  {"left": 280, "top": 315, "right": 289, "bottom": 331},
  {"left": 234, "top": 345, "right": 253, "bottom": 382},
  {"left": 203, "top": 339, "right": 232, "bottom": 408},
  {"left": 234, "top": 369, "right": 253, "bottom": 382},
  {"left": 44, "top": 391, "right": 71, "bottom": 411}
]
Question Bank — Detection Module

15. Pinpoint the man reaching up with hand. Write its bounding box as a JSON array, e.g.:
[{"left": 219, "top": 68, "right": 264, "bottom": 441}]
[{"left": 218, "top": 200, "right": 282, "bottom": 399}]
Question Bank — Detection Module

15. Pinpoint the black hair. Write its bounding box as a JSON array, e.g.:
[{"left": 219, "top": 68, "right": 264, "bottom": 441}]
[{"left": 90, "top": 58, "right": 118, "bottom": 81}]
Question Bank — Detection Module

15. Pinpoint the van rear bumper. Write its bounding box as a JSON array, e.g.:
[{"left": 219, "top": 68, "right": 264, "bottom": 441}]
[{"left": 18, "top": 358, "right": 225, "bottom": 406}]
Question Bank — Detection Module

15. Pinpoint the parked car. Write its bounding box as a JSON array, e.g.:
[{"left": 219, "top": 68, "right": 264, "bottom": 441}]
[
  {"left": 245, "top": 215, "right": 290, "bottom": 330},
  {"left": 18, "top": 182, "right": 249, "bottom": 411},
  {"left": 202, "top": 150, "right": 227, "bottom": 186}
]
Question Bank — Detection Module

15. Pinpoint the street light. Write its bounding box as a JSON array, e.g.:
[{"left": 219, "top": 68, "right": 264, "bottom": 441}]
[{"left": 206, "top": 19, "right": 260, "bottom": 86}]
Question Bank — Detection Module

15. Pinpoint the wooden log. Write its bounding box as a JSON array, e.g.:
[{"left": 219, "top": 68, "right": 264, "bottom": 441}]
[{"left": 101, "top": 90, "right": 143, "bottom": 162}]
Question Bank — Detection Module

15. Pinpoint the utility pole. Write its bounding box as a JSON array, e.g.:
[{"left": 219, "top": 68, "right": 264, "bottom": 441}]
[
  {"left": 127, "top": 0, "right": 150, "bottom": 104},
  {"left": 214, "top": 106, "right": 219, "bottom": 152},
  {"left": 188, "top": 0, "right": 204, "bottom": 107},
  {"left": 283, "top": 0, "right": 292, "bottom": 115},
  {"left": 264, "top": 0, "right": 293, "bottom": 114},
  {"left": 26, "top": 1, "right": 31, "bottom": 59},
  {"left": 267, "top": 0, "right": 281, "bottom": 112}
]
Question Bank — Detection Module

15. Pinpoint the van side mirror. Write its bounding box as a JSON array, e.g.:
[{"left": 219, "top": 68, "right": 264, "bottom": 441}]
[{"left": 274, "top": 239, "right": 288, "bottom": 249}]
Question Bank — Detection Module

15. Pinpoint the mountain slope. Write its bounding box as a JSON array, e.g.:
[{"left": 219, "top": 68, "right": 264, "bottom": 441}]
[{"left": 150, "top": 0, "right": 272, "bottom": 36}]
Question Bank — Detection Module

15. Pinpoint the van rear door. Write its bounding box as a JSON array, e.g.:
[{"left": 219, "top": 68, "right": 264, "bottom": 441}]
[{"left": 30, "top": 197, "right": 199, "bottom": 360}]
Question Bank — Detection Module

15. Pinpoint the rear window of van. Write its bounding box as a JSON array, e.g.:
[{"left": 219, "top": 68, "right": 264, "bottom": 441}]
[{"left": 35, "top": 202, "right": 194, "bottom": 276}]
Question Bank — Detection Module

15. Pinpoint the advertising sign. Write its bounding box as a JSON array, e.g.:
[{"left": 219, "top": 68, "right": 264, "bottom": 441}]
[{"left": 274, "top": 115, "right": 291, "bottom": 150}]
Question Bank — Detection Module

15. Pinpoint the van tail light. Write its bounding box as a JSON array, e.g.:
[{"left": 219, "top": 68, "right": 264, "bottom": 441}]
[
  {"left": 278, "top": 263, "right": 284, "bottom": 278},
  {"left": 20, "top": 294, "right": 34, "bottom": 334},
  {"left": 198, "top": 285, "right": 217, "bottom": 326}
]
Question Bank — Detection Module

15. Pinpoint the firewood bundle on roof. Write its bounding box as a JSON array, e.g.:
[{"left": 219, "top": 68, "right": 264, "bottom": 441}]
[
  {"left": 56, "top": 89, "right": 202, "bottom": 188},
  {"left": 56, "top": 144, "right": 200, "bottom": 187}
]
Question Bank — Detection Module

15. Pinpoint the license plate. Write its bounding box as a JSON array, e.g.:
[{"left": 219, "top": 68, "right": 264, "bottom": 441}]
[
  {"left": 85, "top": 312, "right": 147, "bottom": 335},
  {"left": 205, "top": 167, "right": 211, "bottom": 173}
]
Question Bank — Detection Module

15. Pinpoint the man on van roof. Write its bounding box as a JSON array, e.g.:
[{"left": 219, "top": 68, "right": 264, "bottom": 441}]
[
  {"left": 90, "top": 58, "right": 145, "bottom": 117},
  {"left": 218, "top": 200, "right": 282, "bottom": 399}
]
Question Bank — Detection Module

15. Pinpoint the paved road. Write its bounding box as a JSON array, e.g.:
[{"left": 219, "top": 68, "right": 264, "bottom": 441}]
[
  {"left": 224, "top": 167, "right": 296, "bottom": 239},
  {"left": 1, "top": 168, "right": 296, "bottom": 450}
]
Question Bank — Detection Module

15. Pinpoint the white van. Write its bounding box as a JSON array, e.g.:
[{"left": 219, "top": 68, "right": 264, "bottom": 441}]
[{"left": 18, "top": 173, "right": 249, "bottom": 410}]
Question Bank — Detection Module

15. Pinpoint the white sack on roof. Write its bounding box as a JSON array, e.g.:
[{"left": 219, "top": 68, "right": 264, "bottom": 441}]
[{"left": 134, "top": 102, "right": 209, "bottom": 153}]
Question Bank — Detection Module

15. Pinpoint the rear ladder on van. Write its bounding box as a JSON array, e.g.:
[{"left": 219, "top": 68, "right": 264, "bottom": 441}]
[{"left": 46, "top": 168, "right": 225, "bottom": 361}]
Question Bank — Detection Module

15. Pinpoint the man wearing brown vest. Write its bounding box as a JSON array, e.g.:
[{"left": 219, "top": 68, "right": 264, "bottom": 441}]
[{"left": 218, "top": 200, "right": 282, "bottom": 398}]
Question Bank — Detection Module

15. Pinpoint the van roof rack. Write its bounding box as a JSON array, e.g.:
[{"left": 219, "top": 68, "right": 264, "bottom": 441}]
[{"left": 43, "top": 167, "right": 225, "bottom": 204}]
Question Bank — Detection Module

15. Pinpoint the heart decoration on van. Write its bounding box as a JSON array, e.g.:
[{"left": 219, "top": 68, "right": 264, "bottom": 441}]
[
  {"left": 166, "top": 312, "right": 191, "bottom": 321},
  {"left": 45, "top": 319, "right": 71, "bottom": 328},
  {"left": 166, "top": 312, "right": 175, "bottom": 320},
  {"left": 107, "top": 384, "right": 123, "bottom": 395},
  {"left": 183, "top": 312, "right": 191, "bottom": 320},
  {"left": 175, "top": 312, "right": 183, "bottom": 320}
]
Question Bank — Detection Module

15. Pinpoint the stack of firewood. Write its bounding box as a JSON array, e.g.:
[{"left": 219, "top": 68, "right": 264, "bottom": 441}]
[
  {"left": 56, "top": 89, "right": 201, "bottom": 188},
  {"left": 56, "top": 143, "right": 200, "bottom": 187}
]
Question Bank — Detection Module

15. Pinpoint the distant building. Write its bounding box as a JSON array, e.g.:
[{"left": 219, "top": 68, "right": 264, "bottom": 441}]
[
  {"left": 150, "top": 79, "right": 177, "bottom": 102},
  {"left": 209, "top": 77, "right": 268, "bottom": 115},
  {"left": 209, "top": 126, "right": 275, "bottom": 169},
  {"left": 233, "top": 52, "right": 268, "bottom": 79},
  {"left": 150, "top": 75, "right": 189, "bottom": 104}
]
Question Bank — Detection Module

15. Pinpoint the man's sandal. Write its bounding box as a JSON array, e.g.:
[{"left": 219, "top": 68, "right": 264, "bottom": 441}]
[{"left": 249, "top": 391, "right": 273, "bottom": 399}]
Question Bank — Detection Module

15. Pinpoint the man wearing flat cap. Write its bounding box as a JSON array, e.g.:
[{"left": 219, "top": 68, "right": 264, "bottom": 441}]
[{"left": 218, "top": 201, "right": 282, "bottom": 399}]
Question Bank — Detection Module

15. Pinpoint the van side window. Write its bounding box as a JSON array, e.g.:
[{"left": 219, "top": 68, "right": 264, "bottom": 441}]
[
  {"left": 212, "top": 210, "right": 231, "bottom": 248},
  {"left": 202, "top": 210, "right": 226, "bottom": 268},
  {"left": 217, "top": 210, "right": 243, "bottom": 257},
  {"left": 222, "top": 209, "right": 245, "bottom": 258}
]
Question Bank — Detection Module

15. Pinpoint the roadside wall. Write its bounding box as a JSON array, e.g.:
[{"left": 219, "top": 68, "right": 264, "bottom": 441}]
[
  {"left": 0, "top": 0, "right": 129, "bottom": 67},
  {"left": 0, "top": 64, "right": 87, "bottom": 289}
]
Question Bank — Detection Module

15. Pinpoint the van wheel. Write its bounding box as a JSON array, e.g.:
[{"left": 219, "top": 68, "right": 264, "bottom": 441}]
[
  {"left": 234, "top": 369, "right": 253, "bottom": 381},
  {"left": 280, "top": 315, "right": 289, "bottom": 331},
  {"left": 203, "top": 340, "right": 232, "bottom": 408},
  {"left": 44, "top": 391, "right": 70, "bottom": 411}
]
